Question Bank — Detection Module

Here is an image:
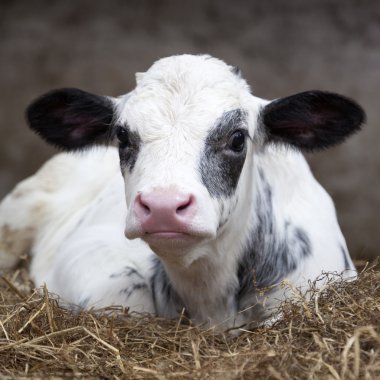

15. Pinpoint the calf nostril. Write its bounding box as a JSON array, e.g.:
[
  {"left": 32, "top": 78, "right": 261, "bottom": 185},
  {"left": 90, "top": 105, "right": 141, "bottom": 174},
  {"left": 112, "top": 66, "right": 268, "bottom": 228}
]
[
  {"left": 142, "top": 203, "right": 150, "bottom": 213},
  {"left": 137, "top": 194, "right": 151, "bottom": 216},
  {"left": 176, "top": 195, "right": 194, "bottom": 214}
]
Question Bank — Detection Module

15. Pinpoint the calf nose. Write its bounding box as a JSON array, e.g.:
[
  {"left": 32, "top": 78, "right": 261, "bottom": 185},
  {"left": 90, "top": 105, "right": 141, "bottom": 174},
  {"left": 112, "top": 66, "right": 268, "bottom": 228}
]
[{"left": 133, "top": 189, "right": 196, "bottom": 233}]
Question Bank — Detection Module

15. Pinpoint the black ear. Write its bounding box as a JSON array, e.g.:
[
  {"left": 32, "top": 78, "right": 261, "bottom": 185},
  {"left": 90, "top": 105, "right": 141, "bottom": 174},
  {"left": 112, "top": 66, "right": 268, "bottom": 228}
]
[
  {"left": 261, "top": 91, "right": 365, "bottom": 151},
  {"left": 26, "top": 88, "right": 115, "bottom": 150}
]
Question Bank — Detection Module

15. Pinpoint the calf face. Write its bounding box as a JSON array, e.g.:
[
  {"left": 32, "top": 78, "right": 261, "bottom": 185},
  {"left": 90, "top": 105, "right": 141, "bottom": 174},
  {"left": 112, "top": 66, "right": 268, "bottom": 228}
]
[{"left": 27, "top": 55, "right": 364, "bottom": 263}]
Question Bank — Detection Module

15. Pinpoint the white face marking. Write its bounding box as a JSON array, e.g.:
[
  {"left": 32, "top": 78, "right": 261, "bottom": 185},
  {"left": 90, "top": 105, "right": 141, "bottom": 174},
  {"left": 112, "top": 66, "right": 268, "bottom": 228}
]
[{"left": 113, "top": 55, "right": 262, "bottom": 258}]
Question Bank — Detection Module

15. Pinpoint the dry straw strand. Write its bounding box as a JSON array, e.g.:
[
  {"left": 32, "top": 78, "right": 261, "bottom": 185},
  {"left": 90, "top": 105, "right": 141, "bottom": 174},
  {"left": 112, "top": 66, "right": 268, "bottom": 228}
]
[{"left": 0, "top": 262, "right": 378, "bottom": 378}]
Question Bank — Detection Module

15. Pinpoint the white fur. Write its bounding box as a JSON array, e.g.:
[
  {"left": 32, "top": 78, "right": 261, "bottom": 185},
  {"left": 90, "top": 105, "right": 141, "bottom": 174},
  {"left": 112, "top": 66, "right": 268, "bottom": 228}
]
[{"left": 0, "top": 55, "right": 355, "bottom": 329}]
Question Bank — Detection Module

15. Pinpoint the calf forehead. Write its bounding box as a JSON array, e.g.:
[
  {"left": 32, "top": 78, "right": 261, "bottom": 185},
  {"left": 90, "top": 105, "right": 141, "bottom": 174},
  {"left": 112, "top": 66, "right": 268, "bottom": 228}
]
[{"left": 116, "top": 55, "right": 250, "bottom": 139}]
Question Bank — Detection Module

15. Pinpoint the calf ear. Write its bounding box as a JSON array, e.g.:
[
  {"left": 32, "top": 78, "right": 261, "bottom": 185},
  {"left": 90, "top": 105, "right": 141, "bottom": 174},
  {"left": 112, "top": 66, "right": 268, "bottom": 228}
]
[
  {"left": 26, "top": 88, "right": 115, "bottom": 150},
  {"left": 261, "top": 91, "right": 365, "bottom": 151}
]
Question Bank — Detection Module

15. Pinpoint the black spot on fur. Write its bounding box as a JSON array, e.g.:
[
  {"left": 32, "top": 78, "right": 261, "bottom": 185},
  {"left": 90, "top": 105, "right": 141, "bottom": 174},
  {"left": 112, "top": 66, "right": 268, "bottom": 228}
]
[
  {"left": 26, "top": 88, "right": 115, "bottom": 150},
  {"left": 231, "top": 66, "right": 241, "bottom": 77},
  {"left": 236, "top": 169, "right": 312, "bottom": 309},
  {"left": 217, "top": 213, "right": 229, "bottom": 231},
  {"left": 119, "top": 283, "right": 148, "bottom": 299},
  {"left": 340, "top": 245, "right": 351, "bottom": 270},
  {"left": 261, "top": 90, "right": 365, "bottom": 152},
  {"left": 217, "top": 197, "right": 238, "bottom": 231},
  {"left": 200, "top": 109, "right": 248, "bottom": 198},
  {"left": 294, "top": 228, "right": 312, "bottom": 258},
  {"left": 150, "top": 257, "right": 184, "bottom": 318},
  {"left": 77, "top": 297, "right": 90, "bottom": 309},
  {"left": 110, "top": 266, "right": 144, "bottom": 280}
]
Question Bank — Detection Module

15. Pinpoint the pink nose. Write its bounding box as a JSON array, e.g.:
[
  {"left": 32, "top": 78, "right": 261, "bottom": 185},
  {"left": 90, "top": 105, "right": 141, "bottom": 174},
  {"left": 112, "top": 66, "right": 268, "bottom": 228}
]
[{"left": 133, "top": 189, "right": 196, "bottom": 233}]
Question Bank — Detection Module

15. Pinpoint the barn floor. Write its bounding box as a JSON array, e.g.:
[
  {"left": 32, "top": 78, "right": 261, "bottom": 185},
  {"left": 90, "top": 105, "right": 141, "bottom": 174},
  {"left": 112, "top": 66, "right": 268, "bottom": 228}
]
[{"left": 0, "top": 261, "right": 378, "bottom": 379}]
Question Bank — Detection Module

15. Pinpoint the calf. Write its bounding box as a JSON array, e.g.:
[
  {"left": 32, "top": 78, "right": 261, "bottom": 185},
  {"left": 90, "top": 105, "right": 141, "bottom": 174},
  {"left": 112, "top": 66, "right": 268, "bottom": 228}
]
[{"left": 0, "top": 55, "right": 364, "bottom": 330}]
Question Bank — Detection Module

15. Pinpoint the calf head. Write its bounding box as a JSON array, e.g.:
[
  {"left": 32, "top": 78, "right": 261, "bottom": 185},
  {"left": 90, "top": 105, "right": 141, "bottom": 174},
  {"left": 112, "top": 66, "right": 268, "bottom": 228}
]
[{"left": 27, "top": 55, "right": 364, "bottom": 264}]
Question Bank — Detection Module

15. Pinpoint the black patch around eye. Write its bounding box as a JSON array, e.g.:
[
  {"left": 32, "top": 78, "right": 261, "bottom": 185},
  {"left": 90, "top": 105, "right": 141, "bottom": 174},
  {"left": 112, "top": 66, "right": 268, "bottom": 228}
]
[
  {"left": 115, "top": 125, "right": 141, "bottom": 172},
  {"left": 199, "top": 109, "right": 248, "bottom": 198}
]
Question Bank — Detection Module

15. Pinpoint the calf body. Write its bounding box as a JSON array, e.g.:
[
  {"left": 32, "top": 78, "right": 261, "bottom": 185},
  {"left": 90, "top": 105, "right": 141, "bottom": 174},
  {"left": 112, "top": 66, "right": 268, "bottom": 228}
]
[{"left": 0, "top": 55, "right": 363, "bottom": 330}]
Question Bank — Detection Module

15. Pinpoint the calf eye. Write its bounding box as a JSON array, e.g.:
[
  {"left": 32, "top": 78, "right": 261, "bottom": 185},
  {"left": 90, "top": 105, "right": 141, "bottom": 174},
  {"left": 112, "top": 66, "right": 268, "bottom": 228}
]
[
  {"left": 116, "top": 127, "right": 129, "bottom": 146},
  {"left": 228, "top": 130, "right": 246, "bottom": 152}
]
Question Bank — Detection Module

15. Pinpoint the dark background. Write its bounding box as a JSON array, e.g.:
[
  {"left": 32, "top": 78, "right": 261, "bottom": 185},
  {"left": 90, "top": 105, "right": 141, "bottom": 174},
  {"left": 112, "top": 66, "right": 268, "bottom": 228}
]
[{"left": 0, "top": 0, "right": 379, "bottom": 259}]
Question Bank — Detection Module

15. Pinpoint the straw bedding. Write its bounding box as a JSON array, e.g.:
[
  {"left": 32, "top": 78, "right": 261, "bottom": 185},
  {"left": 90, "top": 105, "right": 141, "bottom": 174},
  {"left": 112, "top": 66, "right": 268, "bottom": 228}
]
[{"left": 0, "top": 261, "right": 378, "bottom": 379}]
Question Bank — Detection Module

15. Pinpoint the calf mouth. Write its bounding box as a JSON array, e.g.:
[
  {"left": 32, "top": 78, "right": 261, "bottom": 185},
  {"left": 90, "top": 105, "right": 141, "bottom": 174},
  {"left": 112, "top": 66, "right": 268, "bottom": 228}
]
[
  {"left": 127, "top": 227, "right": 216, "bottom": 252},
  {"left": 145, "top": 231, "right": 191, "bottom": 239},
  {"left": 142, "top": 229, "right": 211, "bottom": 243}
]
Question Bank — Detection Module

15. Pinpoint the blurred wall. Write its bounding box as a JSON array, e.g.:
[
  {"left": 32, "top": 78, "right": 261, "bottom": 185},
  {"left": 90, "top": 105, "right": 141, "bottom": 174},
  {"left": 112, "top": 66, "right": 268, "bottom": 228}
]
[{"left": 0, "top": 0, "right": 379, "bottom": 259}]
